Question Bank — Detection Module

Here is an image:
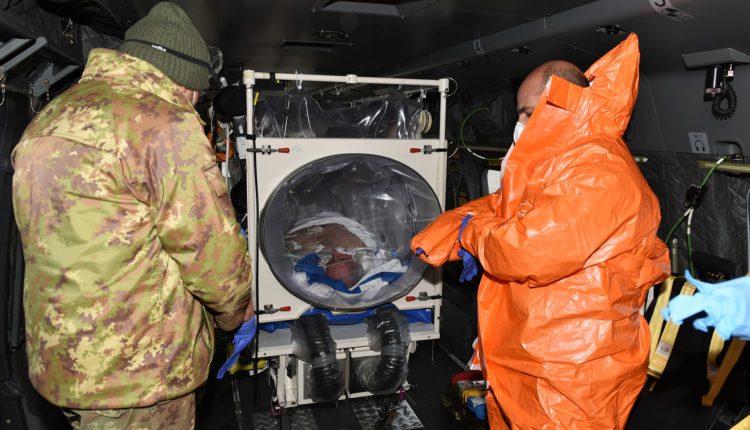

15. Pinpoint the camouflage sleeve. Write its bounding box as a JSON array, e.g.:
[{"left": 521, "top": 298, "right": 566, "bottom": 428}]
[{"left": 136, "top": 111, "right": 252, "bottom": 331}]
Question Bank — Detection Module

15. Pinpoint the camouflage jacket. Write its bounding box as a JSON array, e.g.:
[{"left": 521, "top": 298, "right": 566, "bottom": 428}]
[{"left": 11, "top": 49, "right": 252, "bottom": 409}]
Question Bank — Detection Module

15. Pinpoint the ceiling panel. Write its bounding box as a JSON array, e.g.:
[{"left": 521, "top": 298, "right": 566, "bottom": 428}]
[
  {"left": 126, "top": 0, "right": 598, "bottom": 77},
  {"left": 65, "top": 0, "right": 750, "bottom": 99}
]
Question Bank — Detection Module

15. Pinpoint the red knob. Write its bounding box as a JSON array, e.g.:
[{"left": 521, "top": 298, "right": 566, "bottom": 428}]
[
  {"left": 277, "top": 148, "right": 290, "bottom": 153},
  {"left": 279, "top": 306, "right": 292, "bottom": 312},
  {"left": 409, "top": 148, "right": 422, "bottom": 153},
  {"left": 405, "top": 296, "right": 416, "bottom": 302}
]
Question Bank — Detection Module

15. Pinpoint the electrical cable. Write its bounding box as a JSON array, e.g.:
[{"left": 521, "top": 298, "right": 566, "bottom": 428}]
[
  {"left": 459, "top": 107, "right": 502, "bottom": 162},
  {"left": 686, "top": 208, "right": 695, "bottom": 274},
  {"left": 711, "top": 79, "right": 737, "bottom": 120},
  {"left": 663, "top": 157, "right": 727, "bottom": 276},
  {"left": 745, "top": 184, "right": 750, "bottom": 273},
  {"left": 699, "top": 157, "right": 727, "bottom": 188},
  {"left": 447, "top": 139, "right": 460, "bottom": 159},
  {"left": 248, "top": 87, "right": 262, "bottom": 407},
  {"left": 664, "top": 209, "right": 690, "bottom": 245},
  {"left": 446, "top": 77, "right": 459, "bottom": 97},
  {"left": 664, "top": 157, "right": 728, "bottom": 244}
]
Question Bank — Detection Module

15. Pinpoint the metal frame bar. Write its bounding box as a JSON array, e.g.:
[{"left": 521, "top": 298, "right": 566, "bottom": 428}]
[
  {"left": 0, "top": 37, "right": 47, "bottom": 77},
  {"left": 242, "top": 70, "right": 448, "bottom": 408}
]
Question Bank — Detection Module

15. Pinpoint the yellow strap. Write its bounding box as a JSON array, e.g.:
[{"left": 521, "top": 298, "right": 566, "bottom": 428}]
[
  {"left": 731, "top": 413, "right": 750, "bottom": 430},
  {"left": 226, "top": 342, "right": 267, "bottom": 375},
  {"left": 702, "top": 338, "right": 746, "bottom": 407},
  {"left": 649, "top": 276, "right": 677, "bottom": 360},
  {"left": 707, "top": 330, "right": 725, "bottom": 382},
  {"left": 648, "top": 281, "right": 696, "bottom": 382}
]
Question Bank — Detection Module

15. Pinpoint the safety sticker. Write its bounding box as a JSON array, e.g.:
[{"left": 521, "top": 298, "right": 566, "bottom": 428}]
[
  {"left": 655, "top": 341, "right": 673, "bottom": 358},
  {"left": 650, "top": 0, "right": 694, "bottom": 22},
  {"left": 707, "top": 363, "right": 719, "bottom": 380}
]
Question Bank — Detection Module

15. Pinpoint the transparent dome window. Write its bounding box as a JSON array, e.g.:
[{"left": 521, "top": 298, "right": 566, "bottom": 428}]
[{"left": 260, "top": 154, "right": 442, "bottom": 311}]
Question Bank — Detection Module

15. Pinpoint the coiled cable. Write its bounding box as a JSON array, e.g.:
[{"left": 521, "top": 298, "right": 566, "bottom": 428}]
[{"left": 712, "top": 79, "right": 737, "bottom": 120}]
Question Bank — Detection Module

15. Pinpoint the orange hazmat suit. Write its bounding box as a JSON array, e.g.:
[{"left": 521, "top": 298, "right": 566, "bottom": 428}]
[{"left": 411, "top": 34, "right": 669, "bottom": 429}]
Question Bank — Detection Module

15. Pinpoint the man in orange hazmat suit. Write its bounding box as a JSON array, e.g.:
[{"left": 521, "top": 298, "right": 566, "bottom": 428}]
[{"left": 411, "top": 34, "right": 670, "bottom": 429}]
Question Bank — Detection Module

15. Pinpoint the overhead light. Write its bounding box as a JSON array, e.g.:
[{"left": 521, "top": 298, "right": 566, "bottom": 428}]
[
  {"left": 277, "top": 39, "right": 352, "bottom": 53},
  {"left": 595, "top": 25, "right": 626, "bottom": 36},
  {"left": 511, "top": 46, "right": 532, "bottom": 55},
  {"left": 312, "top": 0, "right": 437, "bottom": 18}
]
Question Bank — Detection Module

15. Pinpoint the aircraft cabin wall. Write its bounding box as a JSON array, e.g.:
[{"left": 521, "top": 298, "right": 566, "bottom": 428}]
[
  {"left": 627, "top": 68, "right": 750, "bottom": 279},
  {"left": 630, "top": 70, "right": 750, "bottom": 154}
]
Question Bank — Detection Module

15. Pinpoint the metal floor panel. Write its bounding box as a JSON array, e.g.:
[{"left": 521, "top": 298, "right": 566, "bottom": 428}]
[
  {"left": 351, "top": 398, "right": 424, "bottom": 430},
  {"left": 250, "top": 397, "right": 424, "bottom": 430}
]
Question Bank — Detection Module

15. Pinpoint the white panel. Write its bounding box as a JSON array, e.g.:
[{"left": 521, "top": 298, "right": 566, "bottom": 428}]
[{"left": 244, "top": 138, "right": 445, "bottom": 356}]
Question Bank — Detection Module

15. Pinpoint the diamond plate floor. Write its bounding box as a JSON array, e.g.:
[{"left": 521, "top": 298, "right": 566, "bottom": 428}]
[{"left": 198, "top": 329, "right": 469, "bottom": 430}]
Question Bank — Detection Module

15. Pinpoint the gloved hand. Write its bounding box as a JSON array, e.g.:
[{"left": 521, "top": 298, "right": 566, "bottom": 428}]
[
  {"left": 661, "top": 271, "right": 750, "bottom": 340},
  {"left": 457, "top": 214, "right": 477, "bottom": 282},
  {"left": 217, "top": 315, "right": 258, "bottom": 379},
  {"left": 458, "top": 249, "right": 477, "bottom": 282}
]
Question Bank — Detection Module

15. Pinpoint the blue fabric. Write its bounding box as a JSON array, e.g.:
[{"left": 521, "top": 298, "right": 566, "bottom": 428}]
[
  {"left": 662, "top": 271, "right": 750, "bottom": 340},
  {"left": 457, "top": 214, "right": 478, "bottom": 282},
  {"left": 360, "top": 271, "right": 403, "bottom": 285},
  {"left": 458, "top": 214, "right": 474, "bottom": 243},
  {"left": 259, "top": 306, "right": 433, "bottom": 333},
  {"left": 294, "top": 253, "right": 361, "bottom": 294},
  {"left": 217, "top": 316, "right": 257, "bottom": 379},
  {"left": 467, "top": 396, "right": 487, "bottom": 421}
]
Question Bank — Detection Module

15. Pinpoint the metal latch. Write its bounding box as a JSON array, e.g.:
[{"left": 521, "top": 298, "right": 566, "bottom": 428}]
[
  {"left": 405, "top": 291, "right": 442, "bottom": 302},
  {"left": 409, "top": 145, "right": 448, "bottom": 154},
  {"left": 247, "top": 145, "right": 290, "bottom": 155}
]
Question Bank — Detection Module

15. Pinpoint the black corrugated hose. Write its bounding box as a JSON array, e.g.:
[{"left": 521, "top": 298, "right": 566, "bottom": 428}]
[
  {"left": 297, "top": 314, "right": 343, "bottom": 402},
  {"left": 357, "top": 308, "right": 411, "bottom": 395}
]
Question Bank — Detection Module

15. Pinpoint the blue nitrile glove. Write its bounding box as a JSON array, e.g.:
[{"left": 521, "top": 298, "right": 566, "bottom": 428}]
[
  {"left": 217, "top": 316, "right": 257, "bottom": 379},
  {"left": 457, "top": 215, "right": 477, "bottom": 282},
  {"left": 458, "top": 249, "right": 477, "bottom": 282},
  {"left": 661, "top": 271, "right": 750, "bottom": 340}
]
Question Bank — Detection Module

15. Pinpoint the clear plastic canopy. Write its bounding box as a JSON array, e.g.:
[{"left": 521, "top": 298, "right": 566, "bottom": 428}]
[
  {"left": 260, "top": 154, "right": 442, "bottom": 311},
  {"left": 256, "top": 94, "right": 426, "bottom": 139}
]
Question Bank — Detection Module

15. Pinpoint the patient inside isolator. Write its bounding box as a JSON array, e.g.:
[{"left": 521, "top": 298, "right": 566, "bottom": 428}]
[
  {"left": 285, "top": 212, "right": 407, "bottom": 299},
  {"left": 259, "top": 155, "right": 440, "bottom": 310}
]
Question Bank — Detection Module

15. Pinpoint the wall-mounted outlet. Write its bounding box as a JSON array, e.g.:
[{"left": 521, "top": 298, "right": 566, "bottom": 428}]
[{"left": 689, "top": 132, "right": 711, "bottom": 154}]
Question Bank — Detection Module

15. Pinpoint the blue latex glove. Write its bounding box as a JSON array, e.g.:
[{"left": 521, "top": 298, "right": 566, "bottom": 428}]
[
  {"left": 458, "top": 249, "right": 477, "bottom": 282},
  {"left": 217, "top": 316, "right": 258, "bottom": 379},
  {"left": 661, "top": 271, "right": 750, "bottom": 340},
  {"left": 457, "top": 215, "right": 477, "bottom": 282}
]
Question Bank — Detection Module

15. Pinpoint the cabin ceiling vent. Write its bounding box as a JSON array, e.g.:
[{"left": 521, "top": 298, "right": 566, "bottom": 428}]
[{"left": 312, "top": 0, "right": 437, "bottom": 18}]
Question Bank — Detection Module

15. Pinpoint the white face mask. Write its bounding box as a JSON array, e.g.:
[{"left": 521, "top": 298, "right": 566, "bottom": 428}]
[{"left": 513, "top": 121, "right": 525, "bottom": 143}]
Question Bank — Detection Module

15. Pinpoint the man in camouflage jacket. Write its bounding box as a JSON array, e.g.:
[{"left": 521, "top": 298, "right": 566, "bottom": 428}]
[{"left": 11, "top": 3, "right": 252, "bottom": 428}]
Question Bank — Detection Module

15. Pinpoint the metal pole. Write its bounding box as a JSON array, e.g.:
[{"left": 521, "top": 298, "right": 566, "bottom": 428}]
[{"left": 252, "top": 71, "right": 440, "bottom": 88}]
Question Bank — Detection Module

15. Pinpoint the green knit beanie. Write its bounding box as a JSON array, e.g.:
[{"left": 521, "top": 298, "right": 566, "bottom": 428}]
[{"left": 120, "top": 2, "right": 210, "bottom": 90}]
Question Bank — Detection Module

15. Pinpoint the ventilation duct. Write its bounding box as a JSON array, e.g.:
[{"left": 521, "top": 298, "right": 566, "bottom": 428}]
[{"left": 381, "top": 0, "right": 702, "bottom": 78}]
